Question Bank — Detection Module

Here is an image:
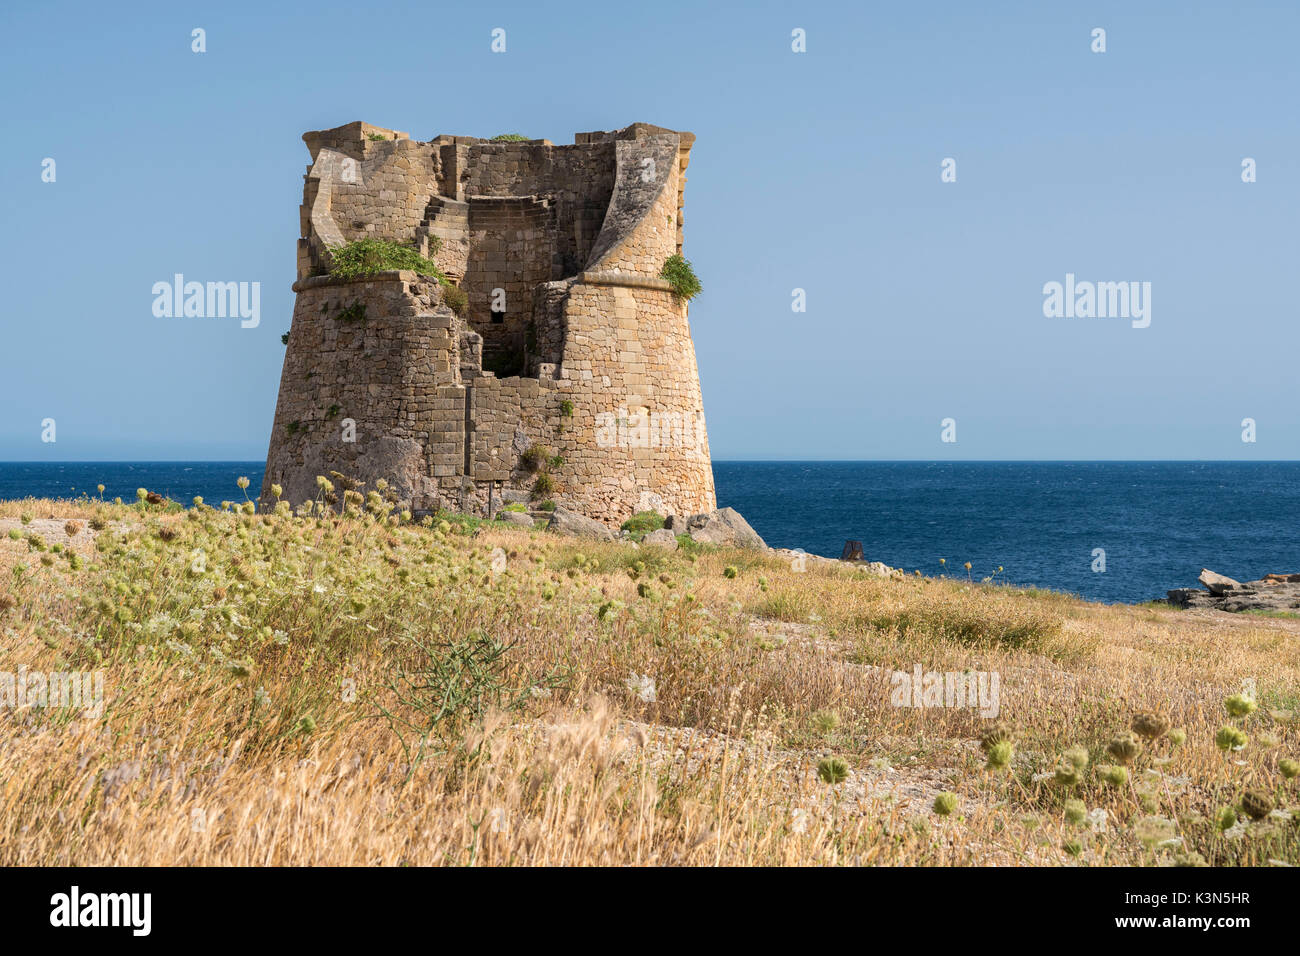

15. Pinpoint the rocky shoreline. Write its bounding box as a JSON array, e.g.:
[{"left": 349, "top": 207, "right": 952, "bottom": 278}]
[{"left": 1166, "top": 569, "right": 1300, "bottom": 614}]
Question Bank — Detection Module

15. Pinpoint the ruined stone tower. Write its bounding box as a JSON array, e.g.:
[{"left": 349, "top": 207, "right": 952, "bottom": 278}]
[{"left": 261, "top": 121, "right": 716, "bottom": 523}]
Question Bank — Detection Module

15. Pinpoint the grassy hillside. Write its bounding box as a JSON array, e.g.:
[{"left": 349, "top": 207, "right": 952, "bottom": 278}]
[{"left": 1, "top": 492, "right": 1297, "bottom": 866}]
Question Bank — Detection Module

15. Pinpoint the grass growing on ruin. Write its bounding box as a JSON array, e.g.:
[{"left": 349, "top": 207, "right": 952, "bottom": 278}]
[
  {"left": 0, "top": 493, "right": 1298, "bottom": 866},
  {"left": 326, "top": 239, "right": 468, "bottom": 316},
  {"left": 660, "top": 254, "right": 702, "bottom": 301}
]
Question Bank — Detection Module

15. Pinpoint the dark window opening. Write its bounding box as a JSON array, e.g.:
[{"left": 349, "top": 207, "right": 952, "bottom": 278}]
[{"left": 491, "top": 310, "right": 506, "bottom": 325}]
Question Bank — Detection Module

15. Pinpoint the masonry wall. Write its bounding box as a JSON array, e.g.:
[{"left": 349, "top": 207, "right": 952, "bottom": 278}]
[
  {"left": 266, "top": 121, "right": 716, "bottom": 525},
  {"left": 262, "top": 273, "right": 464, "bottom": 512}
]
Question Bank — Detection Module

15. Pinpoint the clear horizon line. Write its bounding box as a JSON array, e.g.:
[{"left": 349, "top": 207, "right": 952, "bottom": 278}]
[{"left": 2, "top": 458, "right": 1299, "bottom": 465}]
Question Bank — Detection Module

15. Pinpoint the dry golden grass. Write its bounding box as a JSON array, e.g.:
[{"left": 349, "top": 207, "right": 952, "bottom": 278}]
[{"left": 0, "top": 495, "right": 1297, "bottom": 866}]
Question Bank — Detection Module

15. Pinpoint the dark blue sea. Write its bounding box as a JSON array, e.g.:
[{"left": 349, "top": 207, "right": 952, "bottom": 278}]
[{"left": 3, "top": 461, "right": 1297, "bottom": 604}]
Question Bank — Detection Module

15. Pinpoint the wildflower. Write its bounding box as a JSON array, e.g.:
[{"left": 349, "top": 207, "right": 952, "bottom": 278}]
[
  {"left": 1102, "top": 765, "right": 1128, "bottom": 786},
  {"left": 271, "top": 484, "right": 283, "bottom": 499},
  {"left": 817, "top": 757, "right": 849, "bottom": 785},
  {"left": 790, "top": 808, "right": 809, "bottom": 834},
  {"left": 1131, "top": 712, "right": 1170, "bottom": 740},
  {"left": 1241, "top": 789, "right": 1273, "bottom": 821},
  {"left": 237, "top": 477, "right": 250, "bottom": 490},
  {"left": 296, "top": 715, "right": 316, "bottom": 735},
  {"left": 1225, "top": 693, "right": 1257, "bottom": 719},
  {"left": 626, "top": 672, "right": 657, "bottom": 703},
  {"left": 932, "top": 792, "right": 959, "bottom": 816},
  {"left": 1086, "top": 808, "right": 1108, "bottom": 833},
  {"left": 1106, "top": 732, "right": 1142, "bottom": 765},
  {"left": 1168, "top": 728, "right": 1186, "bottom": 747},
  {"left": 723, "top": 566, "right": 737, "bottom": 579},
  {"left": 985, "top": 740, "right": 1014, "bottom": 771},
  {"left": 1134, "top": 816, "right": 1178, "bottom": 848},
  {"left": 1215, "top": 807, "right": 1238, "bottom": 831},
  {"left": 1279, "top": 759, "right": 1299, "bottom": 780},
  {"left": 1064, "top": 745, "right": 1089, "bottom": 769},
  {"left": 1063, "top": 799, "right": 1087, "bottom": 826},
  {"left": 1054, "top": 757, "right": 1082, "bottom": 786},
  {"left": 1215, "top": 726, "right": 1248, "bottom": 752},
  {"left": 193, "top": 496, "right": 204, "bottom": 507},
  {"left": 979, "top": 723, "right": 1013, "bottom": 753},
  {"left": 136, "top": 488, "right": 148, "bottom": 501}
]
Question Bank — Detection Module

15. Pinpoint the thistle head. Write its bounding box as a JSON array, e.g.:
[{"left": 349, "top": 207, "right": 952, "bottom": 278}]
[
  {"left": 1064, "top": 745, "right": 1089, "bottom": 769},
  {"left": 1215, "top": 726, "right": 1248, "bottom": 752},
  {"left": 1106, "top": 731, "right": 1142, "bottom": 765},
  {"left": 1225, "top": 693, "right": 1257, "bottom": 719},
  {"left": 1103, "top": 765, "right": 1129, "bottom": 787},
  {"left": 817, "top": 757, "right": 849, "bottom": 785},
  {"left": 985, "top": 740, "right": 1014, "bottom": 771},
  {"left": 980, "top": 722, "right": 1014, "bottom": 753},
  {"left": 1240, "top": 788, "right": 1273, "bottom": 821},
  {"left": 932, "top": 792, "right": 959, "bottom": 816},
  {"left": 1131, "top": 712, "right": 1171, "bottom": 741},
  {"left": 1064, "top": 799, "right": 1087, "bottom": 826}
]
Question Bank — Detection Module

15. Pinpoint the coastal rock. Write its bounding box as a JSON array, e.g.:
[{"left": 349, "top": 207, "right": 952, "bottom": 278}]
[
  {"left": 495, "top": 511, "right": 534, "bottom": 528},
  {"left": 642, "top": 528, "right": 678, "bottom": 550},
  {"left": 546, "top": 508, "right": 614, "bottom": 541},
  {"left": 1262, "top": 573, "right": 1300, "bottom": 585},
  {"left": 684, "top": 507, "right": 766, "bottom": 549},
  {"left": 1198, "top": 569, "right": 1241, "bottom": 596},
  {"left": 1167, "top": 577, "right": 1300, "bottom": 613}
]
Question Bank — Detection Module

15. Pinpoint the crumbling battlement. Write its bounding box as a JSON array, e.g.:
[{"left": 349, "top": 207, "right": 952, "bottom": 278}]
[{"left": 262, "top": 121, "right": 715, "bottom": 524}]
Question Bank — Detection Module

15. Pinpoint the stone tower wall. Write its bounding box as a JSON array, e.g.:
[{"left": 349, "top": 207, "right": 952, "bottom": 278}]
[{"left": 263, "top": 121, "right": 715, "bottom": 526}]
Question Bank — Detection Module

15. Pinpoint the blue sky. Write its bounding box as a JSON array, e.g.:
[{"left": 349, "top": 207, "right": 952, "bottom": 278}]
[{"left": 1, "top": 0, "right": 1296, "bottom": 460}]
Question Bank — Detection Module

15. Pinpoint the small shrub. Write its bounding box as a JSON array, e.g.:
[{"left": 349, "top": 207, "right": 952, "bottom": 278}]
[
  {"left": 660, "top": 253, "right": 702, "bottom": 301},
  {"left": 620, "top": 511, "right": 665, "bottom": 536},
  {"left": 366, "top": 132, "right": 388, "bottom": 141},
  {"left": 280, "top": 332, "right": 290, "bottom": 345},
  {"left": 441, "top": 282, "right": 468, "bottom": 316},
  {"left": 817, "top": 757, "right": 849, "bottom": 785},
  {"left": 559, "top": 400, "right": 574, "bottom": 417},
  {"left": 531, "top": 473, "right": 556, "bottom": 498},
  {"left": 326, "top": 404, "right": 341, "bottom": 419},
  {"left": 519, "top": 445, "right": 551, "bottom": 473},
  {"left": 490, "top": 133, "right": 529, "bottom": 142},
  {"left": 536, "top": 499, "right": 557, "bottom": 512},
  {"left": 285, "top": 421, "right": 302, "bottom": 437},
  {"left": 502, "top": 502, "right": 527, "bottom": 513},
  {"left": 328, "top": 239, "right": 444, "bottom": 280},
  {"left": 336, "top": 302, "right": 367, "bottom": 323}
]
